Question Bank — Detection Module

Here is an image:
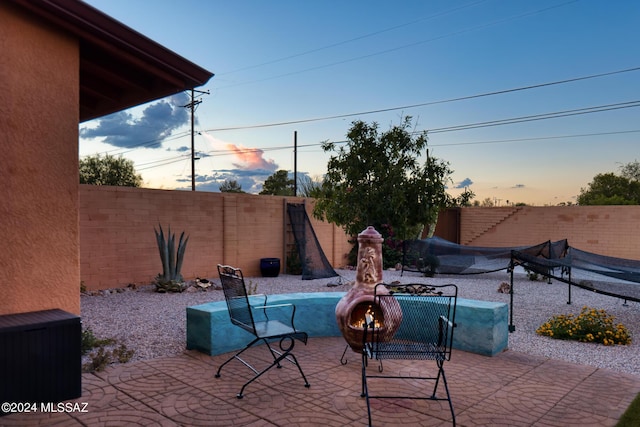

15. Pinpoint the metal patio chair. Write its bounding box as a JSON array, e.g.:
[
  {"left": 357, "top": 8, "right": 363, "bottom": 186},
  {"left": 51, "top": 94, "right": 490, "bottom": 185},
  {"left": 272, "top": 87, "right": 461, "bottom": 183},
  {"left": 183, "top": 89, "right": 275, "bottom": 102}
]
[
  {"left": 361, "top": 283, "right": 458, "bottom": 426},
  {"left": 214, "top": 264, "right": 310, "bottom": 398}
]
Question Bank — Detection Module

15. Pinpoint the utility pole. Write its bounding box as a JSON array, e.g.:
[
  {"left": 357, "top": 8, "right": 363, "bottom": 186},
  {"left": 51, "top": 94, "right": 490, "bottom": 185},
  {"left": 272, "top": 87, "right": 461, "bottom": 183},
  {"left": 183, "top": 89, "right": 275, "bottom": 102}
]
[
  {"left": 293, "top": 131, "right": 297, "bottom": 197},
  {"left": 183, "top": 88, "right": 209, "bottom": 191}
]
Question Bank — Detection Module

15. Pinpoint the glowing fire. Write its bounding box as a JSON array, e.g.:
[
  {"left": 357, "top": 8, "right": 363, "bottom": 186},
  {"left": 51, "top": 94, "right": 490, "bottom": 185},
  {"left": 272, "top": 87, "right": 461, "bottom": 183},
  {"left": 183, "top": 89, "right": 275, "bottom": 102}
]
[{"left": 359, "top": 305, "right": 383, "bottom": 329}]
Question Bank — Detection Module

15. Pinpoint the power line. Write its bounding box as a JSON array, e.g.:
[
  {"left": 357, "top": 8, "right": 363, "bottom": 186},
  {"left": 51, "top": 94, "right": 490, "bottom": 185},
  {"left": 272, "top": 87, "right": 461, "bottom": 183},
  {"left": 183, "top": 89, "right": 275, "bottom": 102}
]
[
  {"left": 79, "top": 131, "right": 191, "bottom": 159},
  {"left": 429, "top": 129, "right": 640, "bottom": 147},
  {"left": 132, "top": 126, "right": 640, "bottom": 173},
  {"left": 92, "top": 97, "right": 640, "bottom": 173},
  {"left": 428, "top": 100, "right": 640, "bottom": 133},
  {"left": 203, "top": 66, "right": 640, "bottom": 133},
  {"left": 82, "top": 65, "right": 640, "bottom": 159},
  {"left": 82, "top": 66, "right": 640, "bottom": 173},
  {"left": 136, "top": 154, "right": 192, "bottom": 171},
  {"left": 217, "top": 0, "right": 488, "bottom": 76},
  {"left": 215, "top": 0, "right": 579, "bottom": 90}
]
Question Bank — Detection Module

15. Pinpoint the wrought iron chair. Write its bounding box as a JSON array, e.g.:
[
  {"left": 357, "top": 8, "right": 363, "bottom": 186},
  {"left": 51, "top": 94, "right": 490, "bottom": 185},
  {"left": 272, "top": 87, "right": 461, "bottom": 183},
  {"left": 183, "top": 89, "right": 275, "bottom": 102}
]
[
  {"left": 214, "top": 264, "right": 310, "bottom": 398},
  {"left": 361, "top": 283, "right": 458, "bottom": 426}
]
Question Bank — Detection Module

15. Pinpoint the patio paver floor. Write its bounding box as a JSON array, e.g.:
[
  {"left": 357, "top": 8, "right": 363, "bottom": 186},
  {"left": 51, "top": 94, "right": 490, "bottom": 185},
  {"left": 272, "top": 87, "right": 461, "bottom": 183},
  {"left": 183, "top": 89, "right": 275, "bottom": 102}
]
[{"left": 2, "top": 336, "right": 639, "bottom": 426}]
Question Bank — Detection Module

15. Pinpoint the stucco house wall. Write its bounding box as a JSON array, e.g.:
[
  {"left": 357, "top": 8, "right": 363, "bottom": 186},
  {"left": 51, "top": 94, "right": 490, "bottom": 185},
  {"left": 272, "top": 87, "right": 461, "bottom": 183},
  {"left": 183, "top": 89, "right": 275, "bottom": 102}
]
[{"left": 1, "top": 3, "right": 80, "bottom": 315}]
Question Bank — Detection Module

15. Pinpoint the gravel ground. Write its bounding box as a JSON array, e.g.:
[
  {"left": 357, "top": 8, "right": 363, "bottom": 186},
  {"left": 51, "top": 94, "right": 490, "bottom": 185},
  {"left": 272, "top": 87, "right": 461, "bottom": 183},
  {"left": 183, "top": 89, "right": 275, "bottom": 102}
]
[{"left": 81, "top": 268, "right": 640, "bottom": 376}]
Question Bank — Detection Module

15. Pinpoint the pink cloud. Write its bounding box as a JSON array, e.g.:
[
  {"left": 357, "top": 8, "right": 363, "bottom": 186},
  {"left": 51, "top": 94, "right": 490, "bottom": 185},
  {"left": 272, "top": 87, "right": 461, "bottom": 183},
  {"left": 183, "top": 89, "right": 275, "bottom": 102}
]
[{"left": 201, "top": 133, "right": 277, "bottom": 171}]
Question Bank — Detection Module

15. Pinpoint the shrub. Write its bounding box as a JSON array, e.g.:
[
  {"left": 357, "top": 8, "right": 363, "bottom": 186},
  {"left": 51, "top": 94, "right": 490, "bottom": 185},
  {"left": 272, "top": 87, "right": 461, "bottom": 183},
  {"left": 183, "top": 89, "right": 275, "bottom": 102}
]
[
  {"left": 536, "top": 306, "right": 632, "bottom": 345},
  {"left": 81, "top": 326, "right": 134, "bottom": 372},
  {"left": 421, "top": 254, "right": 440, "bottom": 277},
  {"left": 81, "top": 327, "right": 114, "bottom": 355},
  {"left": 379, "top": 224, "right": 403, "bottom": 269},
  {"left": 524, "top": 267, "right": 545, "bottom": 281},
  {"left": 286, "top": 246, "right": 303, "bottom": 275},
  {"left": 154, "top": 224, "right": 189, "bottom": 292}
]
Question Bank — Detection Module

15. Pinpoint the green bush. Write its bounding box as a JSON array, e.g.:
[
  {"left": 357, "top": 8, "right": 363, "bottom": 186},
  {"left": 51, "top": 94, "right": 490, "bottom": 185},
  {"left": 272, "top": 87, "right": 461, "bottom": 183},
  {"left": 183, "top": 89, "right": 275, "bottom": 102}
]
[
  {"left": 536, "top": 306, "right": 632, "bottom": 345},
  {"left": 81, "top": 327, "right": 114, "bottom": 355},
  {"left": 286, "top": 246, "right": 303, "bottom": 275},
  {"left": 81, "top": 326, "right": 134, "bottom": 372}
]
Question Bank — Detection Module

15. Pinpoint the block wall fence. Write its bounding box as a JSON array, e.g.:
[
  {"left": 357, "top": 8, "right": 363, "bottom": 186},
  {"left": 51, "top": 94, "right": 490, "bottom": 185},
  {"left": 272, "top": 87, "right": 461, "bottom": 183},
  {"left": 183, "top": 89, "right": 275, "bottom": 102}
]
[
  {"left": 79, "top": 185, "right": 352, "bottom": 290},
  {"left": 80, "top": 186, "right": 640, "bottom": 290},
  {"left": 458, "top": 205, "right": 640, "bottom": 259}
]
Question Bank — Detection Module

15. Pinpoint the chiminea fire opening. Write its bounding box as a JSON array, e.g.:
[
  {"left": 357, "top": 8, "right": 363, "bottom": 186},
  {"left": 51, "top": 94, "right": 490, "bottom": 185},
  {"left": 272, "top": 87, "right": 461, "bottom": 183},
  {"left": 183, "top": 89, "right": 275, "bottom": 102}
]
[{"left": 349, "top": 302, "right": 384, "bottom": 329}]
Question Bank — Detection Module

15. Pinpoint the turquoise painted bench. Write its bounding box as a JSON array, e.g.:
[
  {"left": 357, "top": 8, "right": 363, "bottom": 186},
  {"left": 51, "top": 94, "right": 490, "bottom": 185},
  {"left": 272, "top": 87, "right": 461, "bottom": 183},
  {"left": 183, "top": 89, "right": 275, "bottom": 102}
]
[{"left": 187, "top": 292, "right": 509, "bottom": 357}]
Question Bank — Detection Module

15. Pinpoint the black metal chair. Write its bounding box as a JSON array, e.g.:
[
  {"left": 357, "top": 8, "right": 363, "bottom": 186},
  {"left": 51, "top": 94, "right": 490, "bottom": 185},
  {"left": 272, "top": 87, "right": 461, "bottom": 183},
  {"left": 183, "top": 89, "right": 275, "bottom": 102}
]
[
  {"left": 361, "top": 283, "right": 458, "bottom": 426},
  {"left": 214, "top": 264, "right": 310, "bottom": 398}
]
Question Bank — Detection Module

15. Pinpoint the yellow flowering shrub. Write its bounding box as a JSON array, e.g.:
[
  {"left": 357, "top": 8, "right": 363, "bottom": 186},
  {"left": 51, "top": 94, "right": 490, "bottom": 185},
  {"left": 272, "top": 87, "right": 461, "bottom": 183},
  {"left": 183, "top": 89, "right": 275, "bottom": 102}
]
[{"left": 536, "top": 306, "right": 632, "bottom": 345}]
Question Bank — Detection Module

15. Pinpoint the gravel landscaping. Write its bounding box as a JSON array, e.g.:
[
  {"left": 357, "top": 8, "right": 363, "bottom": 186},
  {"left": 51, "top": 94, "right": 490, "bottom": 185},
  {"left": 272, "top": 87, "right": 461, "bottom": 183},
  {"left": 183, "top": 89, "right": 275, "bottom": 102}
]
[{"left": 81, "top": 268, "right": 640, "bottom": 376}]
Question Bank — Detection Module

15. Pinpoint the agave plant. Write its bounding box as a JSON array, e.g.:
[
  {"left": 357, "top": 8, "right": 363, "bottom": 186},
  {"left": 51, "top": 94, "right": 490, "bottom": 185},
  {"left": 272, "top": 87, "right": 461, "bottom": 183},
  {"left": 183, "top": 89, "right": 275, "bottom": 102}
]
[{"left": 154, "top": 224, "right": 189, "bottom": 292}]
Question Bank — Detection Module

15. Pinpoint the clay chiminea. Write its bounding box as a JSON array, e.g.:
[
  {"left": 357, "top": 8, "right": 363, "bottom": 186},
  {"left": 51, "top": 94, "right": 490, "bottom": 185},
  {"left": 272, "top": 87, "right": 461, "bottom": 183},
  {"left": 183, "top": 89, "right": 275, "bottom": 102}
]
[{"left": 335, "top": 226, "right": 402, "bottom": 352}]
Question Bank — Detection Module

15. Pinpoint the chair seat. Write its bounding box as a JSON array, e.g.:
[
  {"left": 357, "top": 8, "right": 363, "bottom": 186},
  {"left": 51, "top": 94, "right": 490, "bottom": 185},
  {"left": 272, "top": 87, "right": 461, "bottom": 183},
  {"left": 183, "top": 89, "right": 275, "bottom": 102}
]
[
  {"left": 254, "top": 319, "right": 295, "bottom": 338},
  {"left": 372, "top": 342, "right": 447, "bottom": 361}
]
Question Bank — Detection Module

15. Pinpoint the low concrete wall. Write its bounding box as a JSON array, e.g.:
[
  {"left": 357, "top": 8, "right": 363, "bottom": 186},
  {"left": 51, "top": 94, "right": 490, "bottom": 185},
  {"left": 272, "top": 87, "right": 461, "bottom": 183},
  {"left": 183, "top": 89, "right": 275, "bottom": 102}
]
[
  {"left": 186, "top": 293, "right": 509, "bottom": 357},
  {"left": 455, "top": 298, "right": 509, "bottom": 356}
]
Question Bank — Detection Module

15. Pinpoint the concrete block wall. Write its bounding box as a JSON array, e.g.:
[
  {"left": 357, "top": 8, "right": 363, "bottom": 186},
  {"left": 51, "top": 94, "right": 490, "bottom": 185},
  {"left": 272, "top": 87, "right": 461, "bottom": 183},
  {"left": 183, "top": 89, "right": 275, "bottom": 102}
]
[
  {"left": 80, "top": 186, "right": 640, "bottom": 291},
  {"left": 461, "top": 206, "right": 640, "bottom": 260},
  {"left": 79, "top": 186, "right": 351, "bottom": 290}
]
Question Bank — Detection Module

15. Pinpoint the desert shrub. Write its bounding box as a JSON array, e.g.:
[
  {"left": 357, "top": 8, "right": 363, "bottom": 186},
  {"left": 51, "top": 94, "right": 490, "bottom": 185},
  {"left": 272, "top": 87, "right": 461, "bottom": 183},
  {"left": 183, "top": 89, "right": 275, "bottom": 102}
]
[
  {"left": 81, "top": 326, "right": 134, "bottom": 372},
  {"left": 286, "top": 246, "right": 303, "bottom": 275},
  {"left": 81, "top": 327, "right": 114, "bottom": 355}
]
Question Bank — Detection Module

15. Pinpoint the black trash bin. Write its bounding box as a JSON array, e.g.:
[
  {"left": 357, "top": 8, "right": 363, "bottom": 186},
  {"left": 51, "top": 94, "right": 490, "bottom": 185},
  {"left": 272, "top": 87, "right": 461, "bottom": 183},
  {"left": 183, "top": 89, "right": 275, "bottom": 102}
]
[{"left": 260, "top": 258, "right": 280, "bottom": 277}]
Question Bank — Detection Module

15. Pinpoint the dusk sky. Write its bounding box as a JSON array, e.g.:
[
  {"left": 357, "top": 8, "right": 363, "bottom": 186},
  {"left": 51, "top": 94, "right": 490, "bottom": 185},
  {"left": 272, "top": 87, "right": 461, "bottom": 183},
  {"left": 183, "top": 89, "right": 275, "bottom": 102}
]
[{"left": 80, "top": 0, "right": 640, "bottom": 205}]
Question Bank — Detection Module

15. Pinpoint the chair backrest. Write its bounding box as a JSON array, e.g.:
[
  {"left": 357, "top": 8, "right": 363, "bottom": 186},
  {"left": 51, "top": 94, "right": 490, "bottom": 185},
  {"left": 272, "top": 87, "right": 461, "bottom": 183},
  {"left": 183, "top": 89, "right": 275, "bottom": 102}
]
[
  {"left": 369, "top": 283, "right": 458, "bottom": 361},
  {"left": 217, "top": 264, "right": 257, "bottom": 335}
]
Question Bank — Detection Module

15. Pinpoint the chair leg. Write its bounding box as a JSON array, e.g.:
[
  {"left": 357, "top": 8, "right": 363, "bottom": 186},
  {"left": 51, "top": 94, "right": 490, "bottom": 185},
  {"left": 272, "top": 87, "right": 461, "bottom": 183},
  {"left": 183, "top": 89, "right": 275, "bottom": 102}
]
[
  {"left": 215, "top": 337, "right": 261, "bottom": 378},
  {"left": 361, "top": 350, "right": 373, "bottom": 427},
  {"left": 237, "top": 344, "right": 309, "bottom": 399},
  {"left": 362, "top": 358, "right": 456, "bottom": 427},
  {"left": 340, "top": 344, "right": 349, "bottom": 365},
  {"left": 432, "top": 360, "right": 455, "bottom": 426},
  {"left": 263, "top": 338, "right": 310, "bottom": 387}
]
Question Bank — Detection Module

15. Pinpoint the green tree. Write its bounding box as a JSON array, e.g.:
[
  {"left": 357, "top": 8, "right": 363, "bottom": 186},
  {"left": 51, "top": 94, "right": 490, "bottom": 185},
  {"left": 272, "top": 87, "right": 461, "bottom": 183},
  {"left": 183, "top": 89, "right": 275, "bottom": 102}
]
[
  {"left": 79, "top": 154, "right": 142, "bottom": 187},
  {"left": 260, "top": 170, "right": 294, "bottom": 195},
  {"left": 479, "top": 197, "right": 495, "bottom": 207},
  {"left": 577, "top": 173, "right": 640, "bottom": 205},
  {"left": 450, "top": 187, "right": 475, "bottom": 207},
  {"left": 313, "top": 117, "right": 452, "bottom": 242},
  {"left": 619, "top": 160, "right": 640, "bottom": 181},
  {"left": 298, "top": 175, "right": 323, "bottom": 198},
  {"left": 219, "top": 179, "right": 244, "bottom": 193}
]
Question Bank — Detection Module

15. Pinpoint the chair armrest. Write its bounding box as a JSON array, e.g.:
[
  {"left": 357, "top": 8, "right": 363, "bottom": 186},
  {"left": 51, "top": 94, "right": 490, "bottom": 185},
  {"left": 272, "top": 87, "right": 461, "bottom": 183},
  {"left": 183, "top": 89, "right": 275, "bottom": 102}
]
[
  {"left": 438, "top": 315, "right": 456, "bottom": 347},
  {"left": 251, "top": 303, "right": 298, "bottom": 329},
  {"left": 253, "top": 303, "right": 294, "bottom": 310},
  {"left": 439, "top": 315, "right": 455, "bottom": 328},
  {"left": 247, "top": 294, "right": 268, "bottom": 306}
]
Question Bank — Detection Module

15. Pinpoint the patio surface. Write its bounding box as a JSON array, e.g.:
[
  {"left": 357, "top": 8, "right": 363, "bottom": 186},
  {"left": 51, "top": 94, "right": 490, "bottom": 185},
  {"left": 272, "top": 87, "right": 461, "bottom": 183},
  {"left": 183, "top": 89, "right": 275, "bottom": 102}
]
[{"left": 2, "top": 336, "right": 639, "bottom": 426}]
